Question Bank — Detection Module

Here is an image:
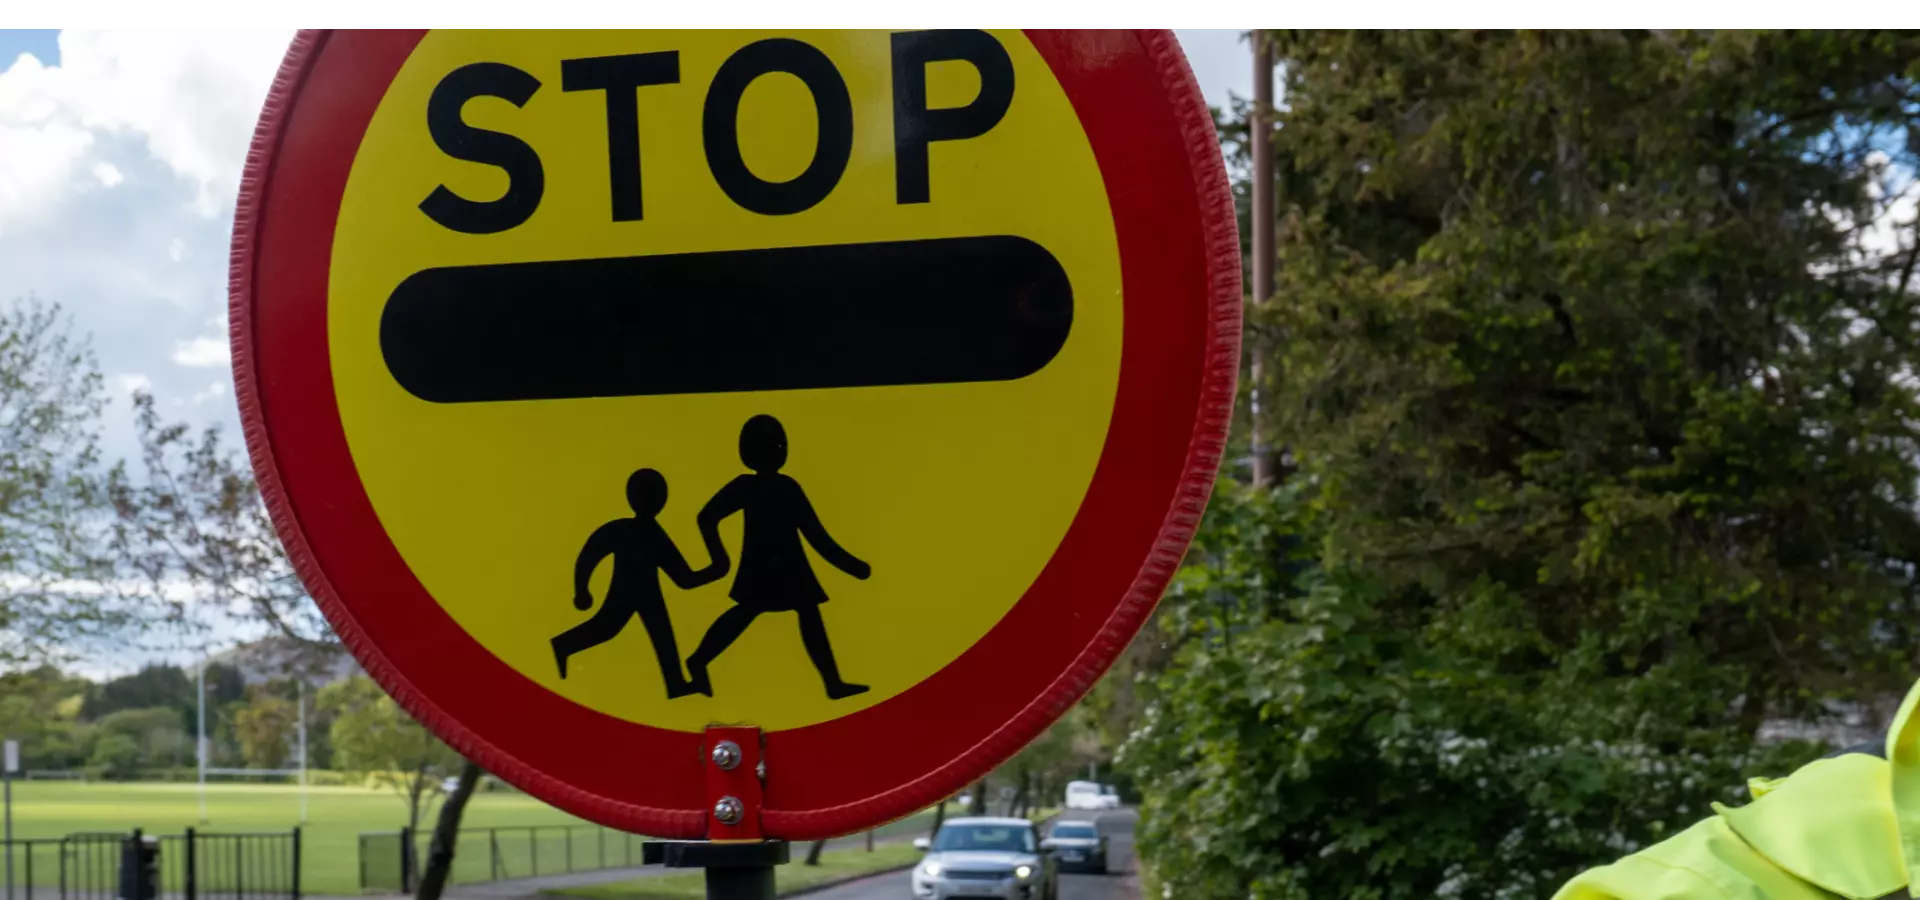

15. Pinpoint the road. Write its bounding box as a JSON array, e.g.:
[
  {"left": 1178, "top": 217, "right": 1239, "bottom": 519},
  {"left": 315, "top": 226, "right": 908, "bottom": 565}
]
[{"left": 797, "top": 809, "right": 1139, "bottom": 900}]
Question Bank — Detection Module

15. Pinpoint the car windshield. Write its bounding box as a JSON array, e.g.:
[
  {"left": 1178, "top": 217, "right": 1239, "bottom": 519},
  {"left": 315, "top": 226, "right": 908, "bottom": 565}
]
[
  {"left": 1051, "top": 824, "right": 1098, "bottom": 839},
  {"left": 933, "top": 824, "right": 1036, "bottom": 853}
]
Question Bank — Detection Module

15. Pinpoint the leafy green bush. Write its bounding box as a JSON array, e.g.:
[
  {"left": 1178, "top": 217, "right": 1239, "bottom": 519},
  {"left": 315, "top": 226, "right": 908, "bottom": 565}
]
[{"left": 1125, "top": 486, "right": 1825, "bottom": 899}]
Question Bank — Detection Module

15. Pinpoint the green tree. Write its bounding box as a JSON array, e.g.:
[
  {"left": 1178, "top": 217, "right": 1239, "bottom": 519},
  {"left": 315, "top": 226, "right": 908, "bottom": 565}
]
[
  {"left": 234, "top": 685, "right": 298, "bottom": 769},
  {"left": 996, "top": 706, "right": 1103, "bottom": 817},
  {"left": 82, "top": 664, "right": 195, "bottom": 731},
  {"left": 87, "top": 732, "right": 141, "bottom": 777},
  {"left": 1129, "top": 28, "right": 1920, "bottom": 899},
  {"left": 321, "top": 675, "right": 461, "bottom": 833},
  {"left": 0, "top": 665, "right": 90, "bottom": 770},
  {"left": 92, "top": 706, "right": 189, "bottom": 769}
]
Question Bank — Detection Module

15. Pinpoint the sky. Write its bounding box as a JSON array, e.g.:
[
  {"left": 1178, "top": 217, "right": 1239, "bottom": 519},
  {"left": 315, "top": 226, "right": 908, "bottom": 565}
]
[{"left": 0, "top": 29, "right": 1253, "bottom": 677}]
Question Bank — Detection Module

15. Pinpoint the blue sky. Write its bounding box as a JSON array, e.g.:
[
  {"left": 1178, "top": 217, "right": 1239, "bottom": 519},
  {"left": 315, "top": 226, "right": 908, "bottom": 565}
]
[
  {"left": 0, "top": 29, "right": 57, "bottom": 66},
  {"left": 0, "top": 29, "right": 1254, "bottom": 676}
]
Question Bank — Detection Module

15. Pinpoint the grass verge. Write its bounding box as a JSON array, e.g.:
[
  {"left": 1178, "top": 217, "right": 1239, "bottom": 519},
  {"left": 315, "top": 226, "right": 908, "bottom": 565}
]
[{"left": 547, "top": 843, "right": 922, "bottom": 900}]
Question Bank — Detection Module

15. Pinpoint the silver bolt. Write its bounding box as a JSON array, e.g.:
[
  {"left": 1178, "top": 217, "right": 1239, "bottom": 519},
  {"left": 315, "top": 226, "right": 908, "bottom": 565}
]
[
  {"left": 713, "top": 795, "right": 744, "bottom": 825},
  {"left": 756, "top": 760, "right": 766, "bottom": 780},
  {"left": 711, "top": 740, "right": 742, "bottom": 771}
]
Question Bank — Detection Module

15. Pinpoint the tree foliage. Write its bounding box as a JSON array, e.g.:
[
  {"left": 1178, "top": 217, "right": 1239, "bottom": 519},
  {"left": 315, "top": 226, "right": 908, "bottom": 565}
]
[
  {"left": 1128, "top": 28, "right": 1920, "bottom": 898},
  {"left": 0, "top": 662, "right": 278, "bottom": 776},
  {"left": 110, "top": 391, "right": 332, "bottom": 663},
  {"left": 0, "top": 665, "right": 91, "bottom": 769},
  {"left": 234, "top": 684, "right": 298, "bottom": 769},
  {"left": 322, "top": 674, "right": 461, "bottom": 832},
  {"left": 82, "top": 663, "right": 193, "bottom": 725},
  {"left": 1129, "top": 486, "right": 1820, "bottom": 898},
  {"left": 0, "top": 298, "right": 163, "bottom": 663}
]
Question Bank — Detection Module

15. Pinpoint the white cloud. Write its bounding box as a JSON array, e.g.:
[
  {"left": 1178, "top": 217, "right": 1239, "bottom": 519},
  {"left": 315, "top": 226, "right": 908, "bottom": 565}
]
[
  {"left": 58, "top": 31, "right": 287, "bottom": 212},
  {"left": 0, "top": 51, "right": 96, "bottom": 234},
  {"left": 191, "top": 380, "right": 227, "bottom": 405},
  {"left": 167, "top": 237, "right": 183, "bottom": 261},
  {"left": 91, "top": 161, "right": 122, "bottom": 187},
  {"left": 113, "top": 372, "right": 152, "bottom": 396},
  {"left": 0, "top": 29, "right": 292, "bottom": 230},
  {"left": 171, "top": 334, "right": 228, "bottom": 367}
]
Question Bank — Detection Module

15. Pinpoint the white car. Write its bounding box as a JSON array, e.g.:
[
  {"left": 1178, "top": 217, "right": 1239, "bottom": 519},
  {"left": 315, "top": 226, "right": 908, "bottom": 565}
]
[
  {"left": 1097, "top": 785, "right": 1121, "bottom": 810},
  {"left": 911, "top": 817, "right": 1058, "bottom": 899},
  {"left": 1063, "top": 780, "right": 1103, "bottom": 810}
]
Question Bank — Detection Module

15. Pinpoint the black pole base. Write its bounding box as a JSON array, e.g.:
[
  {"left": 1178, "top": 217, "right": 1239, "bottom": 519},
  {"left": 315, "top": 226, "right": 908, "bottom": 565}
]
[
  {"left": 705, "top": 865, "right": 775, "bottom": 899},
  {"left": 642, "top": 841, "right": 789, "bottom": 900}
]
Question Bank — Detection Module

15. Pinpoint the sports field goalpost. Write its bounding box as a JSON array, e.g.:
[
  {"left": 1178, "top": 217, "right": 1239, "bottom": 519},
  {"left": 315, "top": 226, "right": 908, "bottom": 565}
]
[{"left": 196, "top": 661, "right": 309, "bottom": 825}]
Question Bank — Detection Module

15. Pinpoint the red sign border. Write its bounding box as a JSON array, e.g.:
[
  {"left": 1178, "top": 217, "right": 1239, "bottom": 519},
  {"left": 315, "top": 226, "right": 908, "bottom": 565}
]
[{"left": 231, "top": 29, "right": 1240, "bottom": 840}]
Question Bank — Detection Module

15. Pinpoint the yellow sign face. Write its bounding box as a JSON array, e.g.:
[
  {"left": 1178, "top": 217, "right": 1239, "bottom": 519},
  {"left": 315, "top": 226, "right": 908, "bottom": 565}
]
[{"left": 326, "top": 30, "right": 1122, "bottom": 732}]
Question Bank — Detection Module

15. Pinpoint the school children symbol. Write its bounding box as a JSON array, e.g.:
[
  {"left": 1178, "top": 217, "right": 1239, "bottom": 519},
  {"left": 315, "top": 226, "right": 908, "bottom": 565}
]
[{"left": 552, "top": 415, "right": 873, "bottom": 700}]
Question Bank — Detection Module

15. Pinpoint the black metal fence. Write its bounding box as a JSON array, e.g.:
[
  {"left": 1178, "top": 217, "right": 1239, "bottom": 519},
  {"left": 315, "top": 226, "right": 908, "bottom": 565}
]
[
  {"left": 359, "top": 825, "right": 646, "bottom": 893},
  {"left": 0, "top": 833, "right": 123, "bottom": 900},
  {"left": 159, "top": 829, "right": 301, "bottom": 900},
  {"left": 2, "top": 829, "right": 298, "bottom": 900}
]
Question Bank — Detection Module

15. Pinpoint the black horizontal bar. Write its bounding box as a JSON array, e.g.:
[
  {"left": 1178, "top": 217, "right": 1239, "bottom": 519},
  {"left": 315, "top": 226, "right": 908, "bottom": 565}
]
[
  {"left": 379, "top": 236, "right": 1074, "bottom": 404},
  {"left": 641, "top": 840, "right": 790, "bottom": 869}
]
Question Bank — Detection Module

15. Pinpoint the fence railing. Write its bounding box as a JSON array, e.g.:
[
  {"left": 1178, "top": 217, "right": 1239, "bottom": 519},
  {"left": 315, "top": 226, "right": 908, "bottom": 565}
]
[
  {"left": 159, "top": 829, "right": 301, "bottom": 900},
  {"left": 2, "top": 833, "right": 128, "bottom": 900},
  {"left": 3, "top": 829, "right": 299, "bottom": 900},
  {"left": 359, "top": 824, "right": 647, "bottom": 893}
]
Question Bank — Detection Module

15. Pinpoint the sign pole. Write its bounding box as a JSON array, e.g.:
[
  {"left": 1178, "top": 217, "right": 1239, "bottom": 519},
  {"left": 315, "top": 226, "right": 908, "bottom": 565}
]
[
  {"left": 297, "top": 681, "right": 308, "bottom": 824},
  {"left": 1249, "top": 29, "right": 1278, "bottom": 488},
  {"left": 5, "top": 737, "right": 18, "bottom": 900},
  {"left": 196, "top": 661, "right": 207, "bottom": 824}
]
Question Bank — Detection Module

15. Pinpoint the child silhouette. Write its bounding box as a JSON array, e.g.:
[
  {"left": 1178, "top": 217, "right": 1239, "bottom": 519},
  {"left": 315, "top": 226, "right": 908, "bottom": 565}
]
[
  {"left": 686, "top": 415, "right": 872, "bottom": 700},
  {"left": 551, "top": 468, "right": 720, "bottom": 698}
]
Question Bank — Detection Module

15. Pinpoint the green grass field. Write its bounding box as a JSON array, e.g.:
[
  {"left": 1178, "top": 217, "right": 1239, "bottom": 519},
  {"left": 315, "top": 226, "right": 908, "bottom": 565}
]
[
  {"left": 0, "top": 780, "right": 591, "bottom": 895},
  {"left": 0, "top": 782, "right": 1049, "bottom": 897}
]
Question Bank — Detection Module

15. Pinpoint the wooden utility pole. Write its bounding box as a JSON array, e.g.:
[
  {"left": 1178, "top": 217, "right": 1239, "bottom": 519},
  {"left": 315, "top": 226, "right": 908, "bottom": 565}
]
[{"left": 1249, "top": 31, "right": 1279, "bottom": 488}]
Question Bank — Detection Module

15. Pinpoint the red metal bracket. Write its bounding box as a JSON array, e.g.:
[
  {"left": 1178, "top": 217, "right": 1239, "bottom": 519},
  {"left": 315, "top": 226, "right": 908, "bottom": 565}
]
[{"left": 703, "top": 725, "right": 765, "bottom": 841}]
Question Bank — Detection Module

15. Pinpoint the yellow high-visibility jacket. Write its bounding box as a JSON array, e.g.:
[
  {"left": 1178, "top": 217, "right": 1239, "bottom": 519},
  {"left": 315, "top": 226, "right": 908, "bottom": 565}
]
[{"left": 1553, "top": 677, "right": 1920, "bottom": 900}]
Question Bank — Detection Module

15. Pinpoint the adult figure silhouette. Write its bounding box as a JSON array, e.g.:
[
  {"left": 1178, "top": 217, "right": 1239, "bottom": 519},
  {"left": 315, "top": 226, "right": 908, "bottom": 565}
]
[
  {"left": 686, "top": 414, "right": 872, "bottom": 700},
  {"left": 551, "top": 468, "right": 719, "bottom": 698}
]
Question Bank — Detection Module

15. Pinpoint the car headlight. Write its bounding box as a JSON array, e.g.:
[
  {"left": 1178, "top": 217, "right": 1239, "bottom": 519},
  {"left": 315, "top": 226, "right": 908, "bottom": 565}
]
[
  {"left": 921, "top": 861, "right": 943, "bottom": 877},
  {"left": 1015, "top": 865, "right": 1033, "bottom": 880}
]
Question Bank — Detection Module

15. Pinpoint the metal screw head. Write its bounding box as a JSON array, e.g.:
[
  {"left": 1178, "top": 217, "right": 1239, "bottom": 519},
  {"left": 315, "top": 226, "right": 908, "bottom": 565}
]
[
  {"left": 713, "top": 795, "right": 744, "bottom": 825},
  {"left": 756, "top": 759, "right": 766, "bottom": 780},
  {"left": 710, "top": 740, "right": 742, "bottom": 771}
]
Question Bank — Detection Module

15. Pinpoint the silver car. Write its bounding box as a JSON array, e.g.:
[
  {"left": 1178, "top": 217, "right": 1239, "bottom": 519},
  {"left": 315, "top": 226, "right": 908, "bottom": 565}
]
[{"left": 910, "top": 817, "right": 1058, "bottom": 900}]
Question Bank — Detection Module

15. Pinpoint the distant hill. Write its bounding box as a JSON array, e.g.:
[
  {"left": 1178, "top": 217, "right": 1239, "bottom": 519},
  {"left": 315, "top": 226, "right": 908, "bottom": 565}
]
[{"left": 204, "top": 636, "right": 361, "bottom": 687}]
